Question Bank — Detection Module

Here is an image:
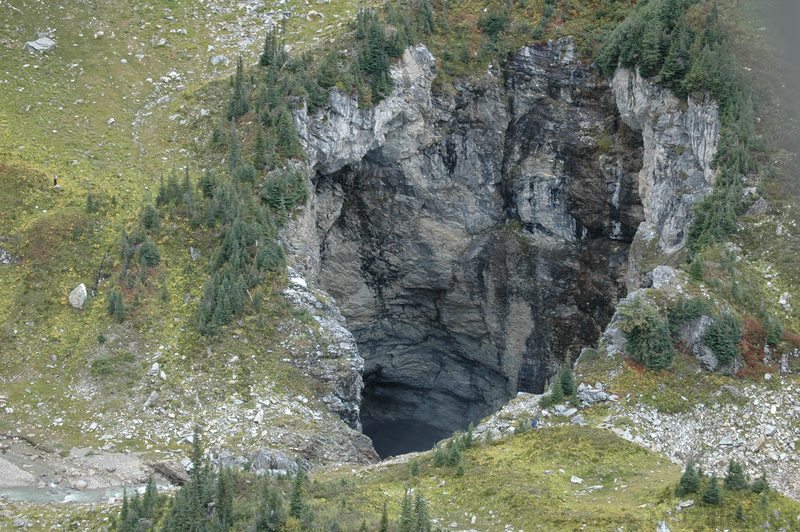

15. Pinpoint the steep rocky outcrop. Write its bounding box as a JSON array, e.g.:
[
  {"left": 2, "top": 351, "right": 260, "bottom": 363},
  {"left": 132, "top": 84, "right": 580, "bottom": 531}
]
[
  {"left": 282, "top": 268, "right": 366, "bottom": 432},
  {"left": 611, "top": 67, "right": 720, "bottom": 288},
  {"left": 284, "top": 40, "right": 719, "bottom": 444}
]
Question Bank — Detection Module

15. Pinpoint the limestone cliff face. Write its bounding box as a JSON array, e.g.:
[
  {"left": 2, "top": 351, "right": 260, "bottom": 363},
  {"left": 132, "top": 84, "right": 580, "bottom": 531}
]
[
  {"left": 610, "top": 67, "right": 720, "bottom": 288},
  {"left": 283, "top": 40, "right": 717, "bottom": 434}
]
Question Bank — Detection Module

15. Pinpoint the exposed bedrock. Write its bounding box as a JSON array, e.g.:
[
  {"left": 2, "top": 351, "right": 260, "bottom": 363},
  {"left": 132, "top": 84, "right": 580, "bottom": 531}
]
[{"left": 284, "top": 40, "right": 717, "bottom": 446}]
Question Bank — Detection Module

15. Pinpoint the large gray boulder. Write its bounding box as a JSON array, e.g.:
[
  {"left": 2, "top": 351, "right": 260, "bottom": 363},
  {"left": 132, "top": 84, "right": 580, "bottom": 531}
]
[
  {"left": 250, "top": 448, "right": 299, "bottom": 476},
  {"left": 26, "top": 37, "right": 56, "bottom": 53},
  {"left": 68, "top": 283, "right": 88, "bottom": 309}
]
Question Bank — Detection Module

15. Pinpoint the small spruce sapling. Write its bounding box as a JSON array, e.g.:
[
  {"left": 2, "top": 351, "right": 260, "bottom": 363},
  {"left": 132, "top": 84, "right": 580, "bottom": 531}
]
[
  {"left": 751, "top": 468, "right": 769, "bottom": 494},
  {"left": 379, "top": 501, "right": 389, "bottom": 532},
  {"left": 409, "top": 457, "right": 420, "bottom": 477},
  {"left": 676, "top": 458, "right": 700, "bottom": 496},
  {"left": 289, "top": 467, "right": 308, "bottom": 520},
  {"left": 724, "top": 459, "right": 747, "bottom": 491},
  {"left": 398, "top": 490, "right": 413, "bottom": 532},
  {"left": 550, "top": 376, "right": 564, "bottom": 405},
  {"left": 702, "top": 473, "right": 722, "bottom": 506},
  {"left": 559, "top": 367, "right": 575, "bottom": 396}
]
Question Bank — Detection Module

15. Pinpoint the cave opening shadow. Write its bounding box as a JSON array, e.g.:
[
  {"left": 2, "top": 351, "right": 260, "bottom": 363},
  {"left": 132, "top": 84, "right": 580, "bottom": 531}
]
[{"left": 362, "top": 419, "right": 454, "bottom": 459}]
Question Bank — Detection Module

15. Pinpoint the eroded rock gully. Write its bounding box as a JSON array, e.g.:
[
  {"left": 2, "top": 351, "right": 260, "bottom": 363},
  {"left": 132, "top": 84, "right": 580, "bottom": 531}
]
[{"left": 285, "top": 40, "right": 718, "bottom": 455}]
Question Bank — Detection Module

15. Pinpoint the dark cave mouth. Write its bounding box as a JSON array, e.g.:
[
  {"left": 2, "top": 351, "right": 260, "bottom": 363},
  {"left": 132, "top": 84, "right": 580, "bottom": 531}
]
[
  {"left": 359, "top": 380, "right": 486, "bottom": 459},
  {"left": 361, "top": 419, "right": 454, "bottom": 459}
]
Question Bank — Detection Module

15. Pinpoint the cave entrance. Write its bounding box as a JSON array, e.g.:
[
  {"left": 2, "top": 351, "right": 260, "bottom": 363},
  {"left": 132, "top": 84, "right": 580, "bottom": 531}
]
[
  {"left": 361, "top": 419, "right": 453, "bottom": 459},
  {"left": 355, "top": 362, "right": 492, "bottom": 458}
]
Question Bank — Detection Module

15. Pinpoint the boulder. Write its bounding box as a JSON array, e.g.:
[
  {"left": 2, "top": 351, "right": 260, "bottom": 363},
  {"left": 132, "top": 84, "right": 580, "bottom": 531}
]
[
  {"left": 250, "top": 448, "right": 299, "bottom": 476},
  {"left": 0, "top": 248, "right": 16, "bottom": 264},
  {"left": 68, "top": 283, "right": 88, "bottom": 309},
  {"left": 26, "top": 37, "right": 56, "bottom": 53},
  {"left": 143, "top": 391, "right": 159, "bottom": 408},
  {"left": 745, "top": 197, "right": 769, "bottom": 217},
  {"left": 149, "top": 460, "right": 190, "bottom": 485},
  {"left": 210, "top": 55, "right": 228, "bottom": 66},
  {"left": 577, "top": 383, "right": 609, "bottom": 404}
]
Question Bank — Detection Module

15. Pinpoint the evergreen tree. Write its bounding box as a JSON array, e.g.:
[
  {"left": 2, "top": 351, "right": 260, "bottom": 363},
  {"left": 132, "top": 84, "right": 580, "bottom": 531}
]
[
  {"left": 215, "top": 286, "right": 233, "bottom": 327},
  {"left": 86, "top": 193, "right": 99, "bottom": 214},
  {"left": 638, "top": 19, "right": 666, "bottom": 78},
  {"left": 398, "top": 490, "right": 413, "bottom": 532},
  {"left": 189, "top": 427, "right": 205, "bottom": 481},
  {"left": 559, "top": 367, "right": 575, "bottom": 396},
  {"left": 701, "top": 312, "right": 742, "bottom": 366},
  {"left": 141, "top": 476, "right": 158, "bottom": 519},
  {"left": 409, "top": 457, "right": 420, "bottom": 477},
  {"left": 121, "top": 489, "right": 129, "bottom": 531},
  {"left": 276, "top": 108, "right": 302, "bottom": 159},
  {"left": 260, "top": 27, "right": 279, "bottom": 67},
  {"left": 228, "top": 123, "right": 243, "bottom": 174},
  {"left": 216, "top": 467, "right": 233, "bottom": 530},
  {"left": 379, "top": 502, "right": 389, "bottom": 532},
  {"left": 138, "top": 238, "right": 161, "bottom": 267},
  {"left": 617, "top": 295, "right": 675, "bottom": 371},
  {"left": 656, "top": 21, "right": 693, "bottom": 93},
  {"left": 751, "top": 469, "right": 769, "bottom": 494},
  {"left": 735, "top": 502, "right": 745, "bottom": 521},
  {"left": 365, "top": 19, "right": 388, "bottom": 76},
  {"left": 257, "top": 485, "right": 286, "bottom": 532},
  {"left": 200, "top": 168, "right": 217, "bottom": 199},
  {"left": 414, "top": 493, "right": 430, "bottom": 532},
  {"left": 253, "top": 127, "right": 270, "bottom": 170},
  {"left": 228, "top": 54, "right": 250, "bottom": 121},
  {"left": 108, "top": 289, "right": 126, "bottom": 323},
  {"left": 550, "top": 375, "right": 564, "bottom": 404},
  {"left": 419, "top": 0, "right": 435, "bottom": 35},
  {"left": 760, "top": 490, "right": 768, "bottom": 509},
  {"left": 289, "top": 467, "right": 307, "bottom": 520},
  {"left": 688, "top": 256, "right": 704, "bottom": 281},
  {"left": 141, "top": 203, "right": 160, "bottom": 232},
  {"left": 444, "top": 439, "right": 462, "bottom": 467},
  {"left": 676, "top": 458, "right": 700, "bottom": 496},
  {"left": 181, "top": 166, "right": 192, "bottom": 197},
  {"left": 359, "top": 520, "right": 369, "bottom": 532},
  {"left": 702, "top": 473, "right": 722, "bottom": 506},
  {"left": 724, "top": 459, "right": 747, "bottom": 491}
]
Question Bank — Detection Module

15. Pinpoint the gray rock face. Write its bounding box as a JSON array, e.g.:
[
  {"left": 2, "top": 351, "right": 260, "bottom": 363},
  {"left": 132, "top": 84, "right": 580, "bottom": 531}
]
[
  {"left": 288, "top": 40, "right": 647, "bottom": 436},
  {"left": 294, "top": 45, "right": 438, "bottom": 177},
  {"left": 611, "top": 67, "right": 720, "bottom": 288},
  {"left": 68, "top": 283, "right": 88, "bottom": 309},
  {"left": 282, "top": 268, "right": 365, "bottom": 431}
]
